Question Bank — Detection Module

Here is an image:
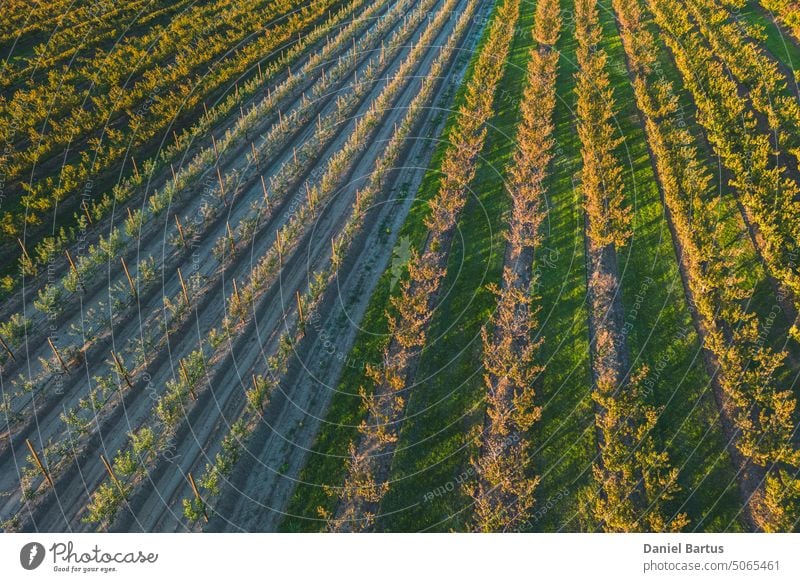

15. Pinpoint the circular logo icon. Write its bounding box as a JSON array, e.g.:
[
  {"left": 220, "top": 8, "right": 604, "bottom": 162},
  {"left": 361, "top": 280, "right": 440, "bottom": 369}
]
[{"left": 20, "top": 542, "right": 46, "bottom": 570}]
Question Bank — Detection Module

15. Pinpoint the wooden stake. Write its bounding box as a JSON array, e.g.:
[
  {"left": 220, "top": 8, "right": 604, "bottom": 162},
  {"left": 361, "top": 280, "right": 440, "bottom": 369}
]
[
  {"left": 217, "top": 167, "right": 226, "bottom": 203},
  {"left": 187, "top": 472, "right": 209, "bottom": 522},
  {"left": 178, "top": 359, "right": 189, "bottom": 384},
  {"left": 261, "top": 175, "right": 271, "bottom": 211},
  {"left": 179, "top": 360, "right": 196, "bottom": 400},
  {"left": 100, "top": 454, "right": 125, "bottom": 497},
  {"left": 307, "top": 184, "right": 318, "bottom": 213},
  {"left": 293, "top": 146, "right": 298, "bottom": 165},
  {"left": 257, "top": 61, "right": 263, "bottom": 80},
  {"left": 296, "top": 291, "right": 304, "bottom": 322},
  {"left": 276, "top": 229, "right": 283, "bottom": 266},
  {"left": 25, "top": 439, "right": 54, "bottom": 489},
  {"left": 232, "top": 278, "right": 241, "bottom": 304},
  {"left": 111, "top": 350, "right": 133, "bottom": 390},
  {"left": 17, "top": 238, "right": 31, "bottom": 263},
  {"left": 175, "top": 215, "right": 187, "bottom": 248},
  {"left": 226, "top": 222, "right": 235, "bottom": 255},
  {"left": 47, "top": 338, "right": 69, "bottom": 374},
  {"left": 211, "top": 134, "right": 219, "bottom": 159},
  {"left": 177, "top": 268, "right": 190, "bottom": 305},
  {"left": 131, "top": 157, "right": 140, "bottom": 180},
  {"left": 65, "top": 249, "right": 78, "bottom": 275},
  {"left": 82, "top": 200, "right": 93, "bottom": 225},
  {"left": 203, "top": 101, "right": 208, "bottom": 118},
  {"left": 250, "top": 373, "right": 264, "bottom": 409},
  {"left": 0, "top": 334, "right": 15, "bottom": 362},
  {"left": 251, "top": 142, "right": 259, "bottom": 170},
  {"left": 120, "top": 257, "right": 136, "bottom": 297}
]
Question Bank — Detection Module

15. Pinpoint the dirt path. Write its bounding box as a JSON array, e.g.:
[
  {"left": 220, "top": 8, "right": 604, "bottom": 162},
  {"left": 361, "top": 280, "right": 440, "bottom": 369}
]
[
  {"left": 0, "top": 1, "right": 361, "bottom": 325},
  {"left": 205, "top": 5, "right": 489, "bottom": 531},
  {"left": 11, "top": 0, "right": 463, "bottom": 532},
  {"left": 121, "top": 0, "right": 486, "bottom": 534},
  {"left": 0, "top": 0, "right": 410, "bottom": 475},
  {"left": 0, "top": 0, "right": 352, "bottom": 298},
  {"left": 0, "top": 0, "right": 395, "bottom": 434},
  {"left": 0, "top": 1, "right": 394, "bottom": 393},
  {"left": 0, "top": 0, "right": 401, "bottom": 522}
]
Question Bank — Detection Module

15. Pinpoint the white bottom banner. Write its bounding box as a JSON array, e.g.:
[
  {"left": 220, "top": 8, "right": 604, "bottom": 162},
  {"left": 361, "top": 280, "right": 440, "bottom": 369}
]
[{"left": 1, "top": 534, "right": 797, "bottom": 581}]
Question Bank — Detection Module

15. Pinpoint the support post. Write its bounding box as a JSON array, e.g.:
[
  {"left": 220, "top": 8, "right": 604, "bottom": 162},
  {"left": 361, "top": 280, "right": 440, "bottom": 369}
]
[
  {"left": 100, "top": 454, "right": 126, "bottom": 497},
  {"left": 175, "top": 215, "right": 187, "bottom": 248},
  {"left": 0, "top": 335, "right": 15, "bottom": 362},
  {"left": 296, "top": 291, "right": 304, "bottom": 322},
  {"left": 261, "top": 176, "right": 271, "bottom": 212},
  {"left": 120, "top": 257, "right": 136, "bottom": 297},
  {"left": 177, "top": 268, "right": 190, "bottom": 306},
  {"left": 26, "top": 439, "right": 54, "bottom": 489},
  {"left": 48, "top": 338, "right": 69, "bottom": 374},
  {"left": 111, "top": 350, "right": 133, "bottom": 390},
  {"left": 187, "top": 472, "right": 209, "bottom": 522},
  {"left": 226, "top": 222, "right": 235, "bottom": 255}
]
